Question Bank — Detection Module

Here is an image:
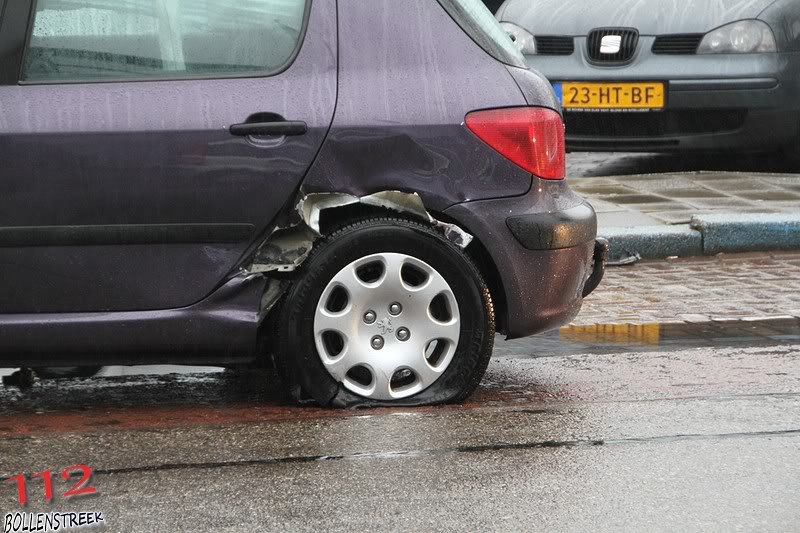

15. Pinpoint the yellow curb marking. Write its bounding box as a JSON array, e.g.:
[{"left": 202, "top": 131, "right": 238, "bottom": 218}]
[{"left": 560, "top": 323, "right": 661, "bottom": 345}]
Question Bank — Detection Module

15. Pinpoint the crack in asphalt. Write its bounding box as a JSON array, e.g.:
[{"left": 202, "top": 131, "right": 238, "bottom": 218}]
[{"left": 4, "top": 428, "right": 789, "bottom": 480}]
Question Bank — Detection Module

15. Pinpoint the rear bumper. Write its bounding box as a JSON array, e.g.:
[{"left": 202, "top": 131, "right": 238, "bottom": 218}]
[
  {"left": 444, "top": 182, "right": 600, "bottom": 339},
  {"left": 506, "top": 202, "right": 607, "bottom": 296},
  {"left": 506, "top": 202, "right": 597, "bottom": 250}
]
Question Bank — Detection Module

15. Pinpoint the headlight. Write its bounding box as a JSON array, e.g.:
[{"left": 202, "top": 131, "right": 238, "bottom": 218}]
[
  {"left": 500, "top": 22, "right": 537, "bottom": 55},
  {"left": 697, "top": 20, "right": 777, "bottom": 54}
]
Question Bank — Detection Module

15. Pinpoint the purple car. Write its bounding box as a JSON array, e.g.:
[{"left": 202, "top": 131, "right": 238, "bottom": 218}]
[{"left": 0, "top": 0, "right": 605, "bottom": 406}]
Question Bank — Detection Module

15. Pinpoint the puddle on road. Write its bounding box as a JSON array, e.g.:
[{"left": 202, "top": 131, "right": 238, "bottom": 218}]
[
  {"left": 562, "top": 323, "right": 662, "bottom": 345},
  {"left": 551, "top": 318, "right": 800, "bottom": 354}
]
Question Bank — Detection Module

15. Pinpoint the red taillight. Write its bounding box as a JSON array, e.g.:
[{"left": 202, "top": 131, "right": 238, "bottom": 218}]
[{"left": 465, "top": 107, "right": 565, "bottom": 180}]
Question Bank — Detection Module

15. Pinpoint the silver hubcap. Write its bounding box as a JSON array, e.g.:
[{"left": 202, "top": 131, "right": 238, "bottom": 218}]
[{"left": 313, "top": 253, "right": 461, "bottom": 400}]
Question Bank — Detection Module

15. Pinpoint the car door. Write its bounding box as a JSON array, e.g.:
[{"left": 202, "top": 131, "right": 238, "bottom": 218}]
[{"left": 0, "top": 0, "right": 336, "bottom": 313}]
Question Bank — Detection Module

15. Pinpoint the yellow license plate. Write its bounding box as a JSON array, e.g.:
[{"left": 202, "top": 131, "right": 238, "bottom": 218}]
[{"left": 560, "top": 82, "right": 665, "bottom": 110}]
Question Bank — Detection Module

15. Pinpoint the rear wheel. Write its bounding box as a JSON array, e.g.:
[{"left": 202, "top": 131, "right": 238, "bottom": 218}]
[{"left": 274, "top": 217, "right": 494, "bottom": 407}]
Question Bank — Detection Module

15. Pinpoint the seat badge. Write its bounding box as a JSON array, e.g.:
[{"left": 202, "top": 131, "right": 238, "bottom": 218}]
[{"left": 600, "top": 35, "right": 622, "bottom": 54}]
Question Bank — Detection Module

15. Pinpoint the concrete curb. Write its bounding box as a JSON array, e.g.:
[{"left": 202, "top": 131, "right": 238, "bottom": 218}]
[
  {"left": 600, "top": 225, "right": 701, "bottom": 260},
  {"left": 600, "top": 214, "right": 800, "bottom": 260},
  {"left": 561, "top": 316, "right": 800, "bottom": 345},
  {"left": 690, "top": 213, "right": 800, "bottom": 255}
]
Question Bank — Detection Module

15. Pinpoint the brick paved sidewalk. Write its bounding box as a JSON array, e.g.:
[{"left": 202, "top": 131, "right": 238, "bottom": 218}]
[{"left": 563, "top": 252, "right": 800, "bottom": 343}]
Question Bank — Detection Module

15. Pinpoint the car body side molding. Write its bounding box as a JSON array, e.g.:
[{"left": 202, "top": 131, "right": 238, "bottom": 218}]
[{"left": 0, "top": 224, "right": 255, "bottom": 247}]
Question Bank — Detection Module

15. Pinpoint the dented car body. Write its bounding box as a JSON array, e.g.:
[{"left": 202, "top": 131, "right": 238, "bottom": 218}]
[{"left": 0, "top": 0, "right": 603, "bottom": 404}]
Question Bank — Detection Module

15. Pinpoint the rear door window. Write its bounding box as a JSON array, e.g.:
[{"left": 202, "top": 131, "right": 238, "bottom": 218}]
[
  {"left": 437, "top": 0, "right": 526, "bottom": 68},
  {"left": 22, "top": 0, "right": 308, "bottom": 82}
]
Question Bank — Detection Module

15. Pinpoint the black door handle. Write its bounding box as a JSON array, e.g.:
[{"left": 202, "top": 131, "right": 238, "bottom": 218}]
[{"left": 229, "top": 120, "right": 307, "bottom": 137}]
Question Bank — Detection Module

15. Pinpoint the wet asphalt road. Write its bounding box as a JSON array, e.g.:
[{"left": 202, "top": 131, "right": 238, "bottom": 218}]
[
  {"left": 1, "top": 153, "right": 798, "bottom": 531},
  {"left": 1, "top": 331, "right": 799, "bottom": 532}
]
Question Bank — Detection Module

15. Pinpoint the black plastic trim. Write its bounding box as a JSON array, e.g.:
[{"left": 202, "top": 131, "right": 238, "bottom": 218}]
[
  {"left": 0, "top": 0, "right": 32, "bottom": 85},
  {"left": 534, "top": 36, "right": 575, "bottom": 56},
  {"left": 669, "top": 78, "right": 779, "bottom": 91},
  {"left": 586, "top": 27, "right": 639, "bottom": 65},
  {"left": 0, "top": 224, "right": 255, "bottom": 247},
  {"left": 506, "top": 202, "right": 597, "bottom": 250},
  {"left": 230, "top": 121, "right": 307, "bottom": 137},
  {"left": 582, "top": 238, "right": 608, "bottom": 298},
  {"left": 652, "top": 34, "right": 703, "bottom": 55}
]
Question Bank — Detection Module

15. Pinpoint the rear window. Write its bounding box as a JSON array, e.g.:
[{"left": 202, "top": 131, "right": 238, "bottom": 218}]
[
  {"left": 437, "top": 0, "right": 526, "bottom": 68},
  {"left": 22, "top": 0, "right": 308, "bottom": 82}
]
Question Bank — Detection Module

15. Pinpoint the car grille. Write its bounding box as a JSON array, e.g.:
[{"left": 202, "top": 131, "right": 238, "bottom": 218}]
[
  {"left": 564, "top": 110, "right": 748, "bottom": 137},
  {"left": 534, "top": 36, "right": 574, "bottom": 55},
  {"left": 587, "top": 28, "right": 638, "bottom": 63},
  {"left": 652, "top": 34, "right": 703, "bottom": 54}
]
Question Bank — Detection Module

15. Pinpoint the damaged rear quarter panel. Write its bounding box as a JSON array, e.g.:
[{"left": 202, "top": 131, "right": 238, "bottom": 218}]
[
  {"left": 248, "top": 191, "right": 472, "bottom": 274},
  {"left": 300, "top": 0, "right": 535, "bottom": 212}
]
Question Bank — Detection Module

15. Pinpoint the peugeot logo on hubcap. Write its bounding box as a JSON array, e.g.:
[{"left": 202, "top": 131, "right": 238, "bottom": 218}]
[{"left": 376, "top": 318, "right": 394, "bottom": 335}]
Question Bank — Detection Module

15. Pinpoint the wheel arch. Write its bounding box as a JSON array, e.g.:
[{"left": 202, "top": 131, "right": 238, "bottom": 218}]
[
  {"left": 425, "top": 210, "right": 508, "bottom": 336},
  {"left": 247, "top": 191, "right": 472, "bottom": 276},
  {"left": 252, "top": 191, "right": 507, "bottom": 350}
]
